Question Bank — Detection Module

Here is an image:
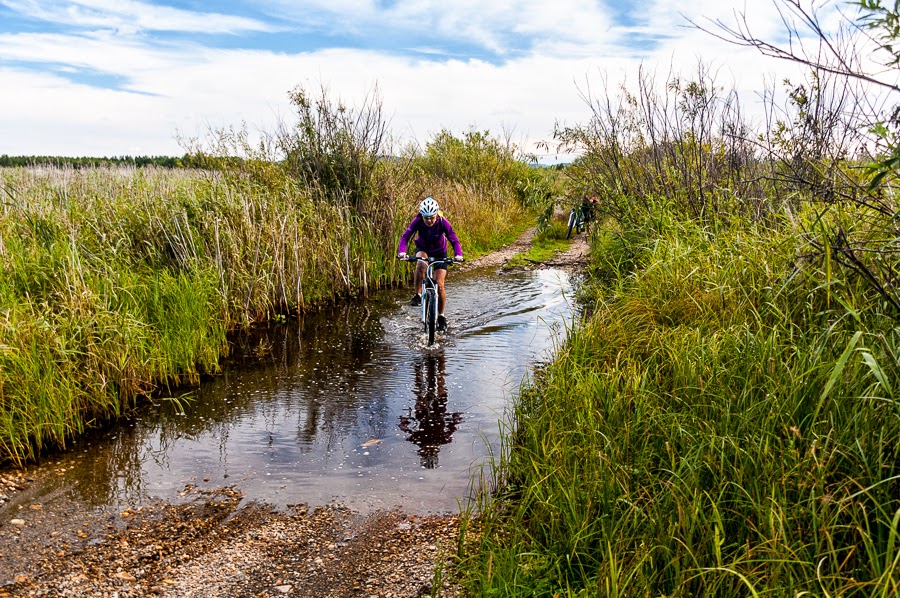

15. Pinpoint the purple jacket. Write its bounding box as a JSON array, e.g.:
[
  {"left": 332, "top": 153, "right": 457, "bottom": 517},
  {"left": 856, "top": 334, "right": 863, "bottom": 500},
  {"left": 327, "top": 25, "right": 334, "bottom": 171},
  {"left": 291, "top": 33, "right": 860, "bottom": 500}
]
[{"left": 398, "top": 214, "right": 463, "bottom": 257}]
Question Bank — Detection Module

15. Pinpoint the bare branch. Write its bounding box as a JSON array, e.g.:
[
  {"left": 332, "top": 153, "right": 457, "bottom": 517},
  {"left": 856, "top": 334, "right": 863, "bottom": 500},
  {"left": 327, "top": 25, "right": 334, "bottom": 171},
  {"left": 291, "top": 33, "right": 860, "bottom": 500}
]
[{"left": 685, "top": 1, "right": 900, "bottom": 94}]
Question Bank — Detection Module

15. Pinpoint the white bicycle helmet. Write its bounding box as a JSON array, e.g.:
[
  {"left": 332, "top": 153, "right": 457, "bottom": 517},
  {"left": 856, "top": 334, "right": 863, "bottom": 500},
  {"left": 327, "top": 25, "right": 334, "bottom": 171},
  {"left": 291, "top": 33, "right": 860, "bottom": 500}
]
[{"left": 419, "top": 196, "right": 439, "bottom": 217}]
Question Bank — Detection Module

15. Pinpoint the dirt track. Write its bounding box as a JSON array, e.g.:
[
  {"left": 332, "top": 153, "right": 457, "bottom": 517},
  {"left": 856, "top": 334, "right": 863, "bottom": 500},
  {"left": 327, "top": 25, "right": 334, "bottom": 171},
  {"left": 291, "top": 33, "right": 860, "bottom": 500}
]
[
  {"left": 0, "top": 229, "right": 590, "bottom": 597},
  {"left": 456, "top": 225, "right": 589, "bottom": 274}
]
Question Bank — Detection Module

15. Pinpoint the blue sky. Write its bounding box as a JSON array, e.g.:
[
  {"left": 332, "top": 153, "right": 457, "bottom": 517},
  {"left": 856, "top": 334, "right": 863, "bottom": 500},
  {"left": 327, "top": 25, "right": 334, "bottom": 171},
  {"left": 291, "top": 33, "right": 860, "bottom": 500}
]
[{"left": 0, "top": 0, "right": 825, "bottom": 159}]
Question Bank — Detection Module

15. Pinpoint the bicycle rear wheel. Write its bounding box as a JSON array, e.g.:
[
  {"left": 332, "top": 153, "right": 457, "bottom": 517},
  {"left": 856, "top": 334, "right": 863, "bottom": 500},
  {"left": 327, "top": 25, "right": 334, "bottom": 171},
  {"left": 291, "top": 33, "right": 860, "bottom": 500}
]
[
  {"left": 566, "top": 209, "right": 577, "bottom": 239},
  {"left": 424, "top": 290, "right": 437, "bottom": 345}
]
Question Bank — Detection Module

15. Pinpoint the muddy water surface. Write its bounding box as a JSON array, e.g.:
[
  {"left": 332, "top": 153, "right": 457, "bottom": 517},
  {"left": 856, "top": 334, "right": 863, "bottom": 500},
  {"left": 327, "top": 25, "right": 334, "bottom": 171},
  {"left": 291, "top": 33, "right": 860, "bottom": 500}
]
[{"left": 22, "top": 267, "right": 576, "bottom": 515}]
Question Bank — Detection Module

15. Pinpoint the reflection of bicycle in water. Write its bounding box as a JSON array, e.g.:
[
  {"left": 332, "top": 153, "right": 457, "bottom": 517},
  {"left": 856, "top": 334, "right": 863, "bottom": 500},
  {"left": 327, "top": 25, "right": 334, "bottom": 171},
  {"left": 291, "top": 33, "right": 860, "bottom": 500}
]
[{"left": 398, "top": 351, "right": 463, "bottom": 469}]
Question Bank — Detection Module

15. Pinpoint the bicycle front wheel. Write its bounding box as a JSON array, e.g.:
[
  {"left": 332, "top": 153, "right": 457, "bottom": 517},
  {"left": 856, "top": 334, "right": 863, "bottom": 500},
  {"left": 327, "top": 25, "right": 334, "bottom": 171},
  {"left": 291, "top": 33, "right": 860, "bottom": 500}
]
[
  {"left": 424, "top": 290, "right": 437, "bottom": 345},
  {"left": 566, "top": 209, "right": 577, "bottom": 239}
]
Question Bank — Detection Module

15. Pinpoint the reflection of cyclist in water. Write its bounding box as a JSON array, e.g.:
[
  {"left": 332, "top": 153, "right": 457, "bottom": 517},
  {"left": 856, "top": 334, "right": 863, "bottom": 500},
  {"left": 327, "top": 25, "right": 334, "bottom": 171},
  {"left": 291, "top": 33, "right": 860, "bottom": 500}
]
[{"left": 398, "top": 351, "right": 463, "bottom": 469}]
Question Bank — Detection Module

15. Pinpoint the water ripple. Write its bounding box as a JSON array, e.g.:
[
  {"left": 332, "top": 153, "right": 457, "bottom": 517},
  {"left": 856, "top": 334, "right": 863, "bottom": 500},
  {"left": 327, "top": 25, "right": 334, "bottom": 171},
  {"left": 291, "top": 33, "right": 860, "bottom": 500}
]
[{"left": 51, "top": 268, "right": 576, "bottom": 514}]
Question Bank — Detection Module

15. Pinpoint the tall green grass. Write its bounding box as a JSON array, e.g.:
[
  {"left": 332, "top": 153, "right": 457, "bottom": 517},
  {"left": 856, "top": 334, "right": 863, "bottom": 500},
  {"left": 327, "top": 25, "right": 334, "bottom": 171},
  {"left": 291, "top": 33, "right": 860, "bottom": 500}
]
[
  {"left": 461, "top": 206, "right": 900, "bottom": 596},
  {"left": 0, "top": 123, "right": 537, "bottom": 463}
]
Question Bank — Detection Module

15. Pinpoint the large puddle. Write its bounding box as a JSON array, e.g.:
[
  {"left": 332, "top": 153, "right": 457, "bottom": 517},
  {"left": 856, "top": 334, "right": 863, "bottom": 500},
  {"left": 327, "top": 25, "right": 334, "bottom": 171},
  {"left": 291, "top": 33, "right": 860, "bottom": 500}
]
[{"left": 17, "top": 267, "right": 576, "bottom": 514}]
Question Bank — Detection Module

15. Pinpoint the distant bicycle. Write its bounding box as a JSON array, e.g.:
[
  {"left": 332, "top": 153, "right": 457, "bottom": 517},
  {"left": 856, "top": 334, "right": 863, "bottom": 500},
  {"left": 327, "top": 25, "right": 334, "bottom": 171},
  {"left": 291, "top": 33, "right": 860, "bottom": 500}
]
[
  {"left": 566, "top": 205, "right": 587, "bottom": 239},
  {"left": 400, "top": 256, "right": 457, "bottom": 346},
  {"left": 566, "top": 195, "right": 599, "bottom": 239}
]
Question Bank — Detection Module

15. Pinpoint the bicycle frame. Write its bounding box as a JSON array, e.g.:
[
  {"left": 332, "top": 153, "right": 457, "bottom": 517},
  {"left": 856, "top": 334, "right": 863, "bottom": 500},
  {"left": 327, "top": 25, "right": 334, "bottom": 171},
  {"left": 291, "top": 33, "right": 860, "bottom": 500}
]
[
  {"left": 402, "top": 256, "right": 455, "bottom": 346},
  {"left": 566, "top": 206, "right": 585, "bottom": 239}
]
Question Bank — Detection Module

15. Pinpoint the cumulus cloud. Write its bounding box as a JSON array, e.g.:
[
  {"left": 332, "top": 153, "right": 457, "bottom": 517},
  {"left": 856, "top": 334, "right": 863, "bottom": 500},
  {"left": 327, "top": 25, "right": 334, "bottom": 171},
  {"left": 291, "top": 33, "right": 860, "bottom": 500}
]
[
  {"left": 0, "top": 0, "right": 856, "bottom": 158},
  {"left": 262, "top": 0, "right": 617, "bottom": 57},
  {"left": 1, "top": 0, "right": 274, "bottom": 34}
]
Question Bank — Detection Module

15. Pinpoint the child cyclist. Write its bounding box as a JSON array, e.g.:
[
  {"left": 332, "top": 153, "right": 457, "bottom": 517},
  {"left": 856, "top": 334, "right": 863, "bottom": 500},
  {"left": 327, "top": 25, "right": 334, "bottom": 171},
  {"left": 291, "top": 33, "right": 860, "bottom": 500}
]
[{"left": 397, "top": 196, "right": 464, "bottom": 331}]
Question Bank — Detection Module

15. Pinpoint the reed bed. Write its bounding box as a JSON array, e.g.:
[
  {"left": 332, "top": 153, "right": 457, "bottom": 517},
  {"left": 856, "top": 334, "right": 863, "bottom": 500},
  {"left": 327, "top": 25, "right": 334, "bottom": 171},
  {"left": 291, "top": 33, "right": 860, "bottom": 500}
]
[
  {"left": 0, "top": 153, "right": 535, "bottom": 463},
  {"left": 461, "top": 208, "right": 900, "bottom": 596}
]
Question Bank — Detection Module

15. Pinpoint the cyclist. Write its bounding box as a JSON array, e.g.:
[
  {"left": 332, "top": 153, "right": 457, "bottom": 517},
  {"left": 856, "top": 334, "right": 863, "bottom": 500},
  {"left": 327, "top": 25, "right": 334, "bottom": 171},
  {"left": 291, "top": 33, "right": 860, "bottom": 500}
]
[
  {"left": 397, "top": 196, "right": 464, "bottom": 332},
  {"left": 581, "top": 194, "right": 599, "bottom": 224}
]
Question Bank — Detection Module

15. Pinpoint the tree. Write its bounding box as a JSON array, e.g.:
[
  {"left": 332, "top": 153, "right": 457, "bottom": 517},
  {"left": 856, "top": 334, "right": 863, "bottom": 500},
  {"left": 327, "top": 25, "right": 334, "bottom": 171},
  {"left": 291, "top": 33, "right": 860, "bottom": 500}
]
[
  {"left": 691, "top": 0, "right": 900, "bottom": 189},
  {"left": 693, "top": 0, "right": 900, "bottom": 313}
]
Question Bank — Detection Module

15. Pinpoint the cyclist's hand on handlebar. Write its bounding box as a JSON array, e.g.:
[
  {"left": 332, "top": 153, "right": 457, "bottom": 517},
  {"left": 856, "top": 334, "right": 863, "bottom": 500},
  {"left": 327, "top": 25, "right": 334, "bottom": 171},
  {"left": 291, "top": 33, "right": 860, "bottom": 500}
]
[
  {"left": 454, "top": 255, "right": 464, "bottom": 263},
  {"left": 397, "top": 252, "right": 407, "bottom": 260}
]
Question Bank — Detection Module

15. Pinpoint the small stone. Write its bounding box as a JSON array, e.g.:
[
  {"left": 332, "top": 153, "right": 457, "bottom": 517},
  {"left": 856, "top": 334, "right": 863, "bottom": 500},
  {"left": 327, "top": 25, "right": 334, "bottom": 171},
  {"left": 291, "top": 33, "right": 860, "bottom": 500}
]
[
  {"left": 10, "top": 519, "right": 25, "bottom": 526},
  {"left": 275, "top": 585, "right": 292, "bottom": 594}
]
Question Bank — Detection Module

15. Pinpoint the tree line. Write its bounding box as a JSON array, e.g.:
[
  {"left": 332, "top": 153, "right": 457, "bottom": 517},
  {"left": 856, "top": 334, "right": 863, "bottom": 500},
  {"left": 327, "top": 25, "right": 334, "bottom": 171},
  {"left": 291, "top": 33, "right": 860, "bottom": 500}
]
[{"left": 0, "top": 154, "right": 206, "bottom": 169}]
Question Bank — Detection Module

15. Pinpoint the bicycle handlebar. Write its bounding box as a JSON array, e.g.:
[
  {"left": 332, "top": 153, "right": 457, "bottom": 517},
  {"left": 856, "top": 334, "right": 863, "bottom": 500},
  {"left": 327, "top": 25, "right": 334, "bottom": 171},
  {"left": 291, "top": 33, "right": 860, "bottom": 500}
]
[{"left": 398, "top": 255, "right": 458, "bottom": 265}]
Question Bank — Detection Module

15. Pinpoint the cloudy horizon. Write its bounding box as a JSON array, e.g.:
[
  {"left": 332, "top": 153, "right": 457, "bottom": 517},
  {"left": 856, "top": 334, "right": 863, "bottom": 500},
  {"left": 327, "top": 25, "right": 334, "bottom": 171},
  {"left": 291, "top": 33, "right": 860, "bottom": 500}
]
[{"left": 0, "top": 1, "right": 855, "bottom": 162}]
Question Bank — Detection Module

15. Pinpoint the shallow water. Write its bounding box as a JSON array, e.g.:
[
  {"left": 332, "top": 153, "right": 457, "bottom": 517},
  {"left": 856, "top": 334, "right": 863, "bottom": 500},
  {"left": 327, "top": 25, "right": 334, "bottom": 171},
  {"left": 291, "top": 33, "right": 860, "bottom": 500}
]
[{"left": 29, "top": 267, "right": 576, "bottom": 514}]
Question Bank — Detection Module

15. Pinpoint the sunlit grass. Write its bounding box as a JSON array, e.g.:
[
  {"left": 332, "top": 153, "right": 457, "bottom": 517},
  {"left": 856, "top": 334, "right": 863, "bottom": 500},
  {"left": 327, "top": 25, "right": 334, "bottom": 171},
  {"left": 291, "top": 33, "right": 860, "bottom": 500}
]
[
  {"left": 505, "top": 218, "right": 571, "bottom": 268},
  {"left": 460, "top": 209, "right": 900, "bottom": 596},
  {"left": 0, "top": 159, "right": 534, "bottom": 464}
]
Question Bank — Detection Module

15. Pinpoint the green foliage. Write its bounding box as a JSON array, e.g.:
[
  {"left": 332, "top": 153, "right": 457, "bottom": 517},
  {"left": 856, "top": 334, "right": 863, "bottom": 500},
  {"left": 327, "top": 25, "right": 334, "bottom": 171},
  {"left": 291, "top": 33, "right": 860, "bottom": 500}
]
[
  {"left": 458, "top": 4, "right": 900, "bottom": 594},
  {"left": 280, "top": 84, "right": 389, "bottom": 214},
  {"left": 864, "top": 120, "right": 900, "bottom": 190},
  {"left": 518, "top": 168, "right": 559, "bottom": 234},
  {"left": 461, "top": 207, "right": 900, "bottom": 596},
  {"left": 856, "top": 0, "right": 900, "bottom": 66},
  {"left": 0, "top": 154, "right": 199, "bottom": 168},
  {"left": 0, "top": 112, "right": 538, "bottom": 463},
  {"left": 415, "top": 129, "right": 532, "bottom": 197},
  {"left": 554, "top": 64, "right": 770, "bottom": 227},
  {"left": 841, "top": 1, "right": 900, "bottom": 193}
]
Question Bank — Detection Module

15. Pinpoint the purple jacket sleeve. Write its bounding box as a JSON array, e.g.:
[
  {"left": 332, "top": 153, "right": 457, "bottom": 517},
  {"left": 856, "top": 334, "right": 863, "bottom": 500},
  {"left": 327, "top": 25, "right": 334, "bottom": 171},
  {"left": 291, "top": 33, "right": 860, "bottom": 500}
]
[
  {"left": 442, "top": 218, "right": 463, "bottom": 256},
  {"left": 397, "top": 216, "right": 420, "bottom": 254}
]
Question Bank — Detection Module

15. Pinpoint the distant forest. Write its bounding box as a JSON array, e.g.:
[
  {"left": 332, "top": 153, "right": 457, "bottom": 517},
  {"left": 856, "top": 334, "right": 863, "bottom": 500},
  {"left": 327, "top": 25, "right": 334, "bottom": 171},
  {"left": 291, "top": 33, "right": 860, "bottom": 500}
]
[
  {"left": 0, "top": 154, "right": 567, "bottom": 170},
  {"left": 0, "top": 154, "right": 203, "bottom": 168}
]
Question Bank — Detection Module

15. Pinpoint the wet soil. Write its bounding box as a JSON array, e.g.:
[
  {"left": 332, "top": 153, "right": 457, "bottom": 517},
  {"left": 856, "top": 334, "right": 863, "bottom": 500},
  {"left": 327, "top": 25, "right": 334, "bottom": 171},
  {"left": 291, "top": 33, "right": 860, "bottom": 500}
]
[
  {"left": 0, "top": 229, "right": 590, "bottom": 597},
  {"left": 456, "top": 225, "right": 589, "bottom": 274}
]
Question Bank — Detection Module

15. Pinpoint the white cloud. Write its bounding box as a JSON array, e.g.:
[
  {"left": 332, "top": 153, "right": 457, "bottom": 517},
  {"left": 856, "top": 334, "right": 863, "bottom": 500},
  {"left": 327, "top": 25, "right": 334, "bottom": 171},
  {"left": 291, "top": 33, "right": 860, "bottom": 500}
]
[
  {"left": 0, "top": 0, "right": 881, "bottom": 159},
  {"left": 0, "top": 31, "right": 196, "bottom": 76},
  {"left": 511, "top": 0, "right": 616, "bottom": 43},
  {"left": 0, "top": 68, "right": 186, "bottom": 156},
  {"left": 1, "top": 0, "right": 274, "bottom": 34},
  {"left": 264, "top": 0, "right": 616, "bottom": 56}
]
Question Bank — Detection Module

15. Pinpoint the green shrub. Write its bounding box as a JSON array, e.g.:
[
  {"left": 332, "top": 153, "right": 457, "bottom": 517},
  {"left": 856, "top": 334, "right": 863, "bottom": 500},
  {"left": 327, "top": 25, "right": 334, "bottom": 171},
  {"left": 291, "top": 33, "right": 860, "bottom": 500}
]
[{"left": 462, "top": 208, "right": 900, "bottom": 596}]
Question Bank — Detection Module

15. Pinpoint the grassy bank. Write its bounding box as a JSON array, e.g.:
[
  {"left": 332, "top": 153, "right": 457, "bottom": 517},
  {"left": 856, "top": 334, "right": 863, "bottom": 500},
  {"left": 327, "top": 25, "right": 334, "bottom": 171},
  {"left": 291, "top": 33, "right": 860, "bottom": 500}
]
[
  {"left": 459, "top": 205, "right": 900, "bottom": 595},
  {"left": 0, "top": 120, "right": 545, "bottom": 463}
]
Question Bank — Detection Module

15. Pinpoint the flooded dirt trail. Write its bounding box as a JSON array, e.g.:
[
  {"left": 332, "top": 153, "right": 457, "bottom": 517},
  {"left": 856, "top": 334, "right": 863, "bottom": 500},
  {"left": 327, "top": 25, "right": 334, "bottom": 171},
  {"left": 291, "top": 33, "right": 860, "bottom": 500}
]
[{"left": 0, "top": 230, "right": 590, "bottom": 597}]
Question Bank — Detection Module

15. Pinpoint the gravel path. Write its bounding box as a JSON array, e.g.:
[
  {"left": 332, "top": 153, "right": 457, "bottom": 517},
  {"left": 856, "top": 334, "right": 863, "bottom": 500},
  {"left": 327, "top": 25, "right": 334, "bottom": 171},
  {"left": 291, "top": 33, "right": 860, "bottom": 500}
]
[
  {"left": 1, "top": 480, "right": 462, "bottom": 597},
  {"left": 457, "top": 225, "right": 589, "bottom": 273},
  {"left": 0, "top": 227, "right": 589, "bottom": 597}
]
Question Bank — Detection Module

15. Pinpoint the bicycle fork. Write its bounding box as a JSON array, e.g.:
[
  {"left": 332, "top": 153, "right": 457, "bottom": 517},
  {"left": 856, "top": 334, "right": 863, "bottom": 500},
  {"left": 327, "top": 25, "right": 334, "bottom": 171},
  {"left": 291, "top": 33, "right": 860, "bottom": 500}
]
[{"left": 422, "top": 283, "right": 436, "bottom": 327}]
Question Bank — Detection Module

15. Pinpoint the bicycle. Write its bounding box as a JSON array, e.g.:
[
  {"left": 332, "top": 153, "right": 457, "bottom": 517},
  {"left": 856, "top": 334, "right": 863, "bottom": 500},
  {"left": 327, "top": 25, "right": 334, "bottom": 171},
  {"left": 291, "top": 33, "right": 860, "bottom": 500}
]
[
  {"left": 566, "top": 205, "right": 587, "bottom": 239},
  {"left": 566, "top": 197, "right": 598, "bottom": 239},
  {"left": 400, "top": 256, "right": 457, "bottom": 346}
]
